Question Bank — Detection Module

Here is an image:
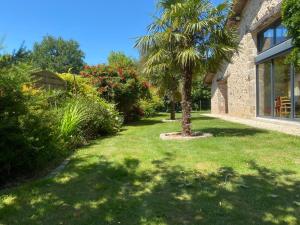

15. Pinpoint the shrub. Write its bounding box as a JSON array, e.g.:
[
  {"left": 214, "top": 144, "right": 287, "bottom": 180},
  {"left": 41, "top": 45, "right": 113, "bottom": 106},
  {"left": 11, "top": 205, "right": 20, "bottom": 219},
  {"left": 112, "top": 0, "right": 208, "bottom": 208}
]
[
  {"left": 282, "top": 0, "right": 300, "bottom": 66},
  {"left": 0, "top": 64, "right": 64, "bottom": 184},
  {"left": 58, "top": 97, "right": 123, "bottom": 148},
  {"left": 59, "top": 99, "right": 89, "bottom": 143},
  {"left": 58, "top": 72, "right": 98, "bottom": 98},
  {"left": 81, "top": 98, "right": 123, "bottom": 137},
  {"left": 80, "top": 65, "right": 149, "bottom": 122},
  {"left": 0, "top": 64, "right": 123, "bottom": 185},
  {"left": 139, "top": 88, "right": 163, "bottom": 117}
]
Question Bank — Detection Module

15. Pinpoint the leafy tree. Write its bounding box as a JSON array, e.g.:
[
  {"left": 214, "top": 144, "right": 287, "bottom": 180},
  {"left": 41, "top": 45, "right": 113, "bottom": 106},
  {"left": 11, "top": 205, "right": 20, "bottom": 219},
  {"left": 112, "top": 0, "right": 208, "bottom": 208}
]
[
  {"left": 136, "top": 0, "right": 238, "bottom": 136},
  {"left": 0, "top": 42, "right": 32, "bottom": 68},
  {"left": 192, "top": 79, "right": 211, "bottom": 110},
  {"left": 150, "top": 70, "right": 181, "bottom": 120},
  {"left": 108, "top": 51, "right": 136, "bottom": 69},
  {"left": 0, "top": 37, "right": 3, "bottom": 51},
  {"left": 282, "top": 0, "right": 300, "bottom": 66},
  {"left": 32, "top": 35, "right": 85, "bottom": 73}
]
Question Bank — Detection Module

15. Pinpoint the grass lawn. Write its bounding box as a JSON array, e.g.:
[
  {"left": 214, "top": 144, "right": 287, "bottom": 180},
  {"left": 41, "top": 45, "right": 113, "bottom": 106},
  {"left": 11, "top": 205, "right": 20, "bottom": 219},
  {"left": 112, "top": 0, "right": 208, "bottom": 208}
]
[{"left": 1, "top": 113, "right": 300, "bottom": 225}]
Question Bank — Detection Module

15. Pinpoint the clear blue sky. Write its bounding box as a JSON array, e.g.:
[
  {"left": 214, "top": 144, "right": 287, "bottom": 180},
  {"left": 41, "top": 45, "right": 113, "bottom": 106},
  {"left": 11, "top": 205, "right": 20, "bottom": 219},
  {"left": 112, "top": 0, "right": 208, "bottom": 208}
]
[{"left": 0, "top": 0, "right": 223, "bottom": 65}]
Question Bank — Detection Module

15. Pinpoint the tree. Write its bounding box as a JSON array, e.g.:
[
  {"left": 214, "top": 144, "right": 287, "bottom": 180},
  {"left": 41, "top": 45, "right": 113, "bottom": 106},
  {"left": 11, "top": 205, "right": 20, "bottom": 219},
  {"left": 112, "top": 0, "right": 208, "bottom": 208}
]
[
  {"left": 0, "top": 42, "right": 32, "bottom": 68},
  {"left": 32, "top": 35, "right": 85, "bottom": 73},
  {"left": 282, "top": 0, "right": 300, "bottom": 66},
  {"left": 192, "top": 79, "right": 211, "bottom": 111},
  {"left": 136, "top": 0, "right": 238, "bottom": 136},
  {"left": 137, "top": 14, "right": 182, "bottom": 121},
  {"left": 0, "top": 37, "right": 3, "bottom": 51},
  {"left": 108, "top": 51, "right": 136, "bottom": 69},
  {"left": 148, "top": 69, "right": 181, "bottom": 120}
]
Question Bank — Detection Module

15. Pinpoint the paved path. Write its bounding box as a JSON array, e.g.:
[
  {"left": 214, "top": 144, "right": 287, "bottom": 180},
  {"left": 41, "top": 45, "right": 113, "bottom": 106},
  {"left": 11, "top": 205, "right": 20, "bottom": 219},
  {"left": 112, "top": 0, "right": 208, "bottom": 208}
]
[{"left": 202, "top": 113, "right": 300, "bottom": 137}]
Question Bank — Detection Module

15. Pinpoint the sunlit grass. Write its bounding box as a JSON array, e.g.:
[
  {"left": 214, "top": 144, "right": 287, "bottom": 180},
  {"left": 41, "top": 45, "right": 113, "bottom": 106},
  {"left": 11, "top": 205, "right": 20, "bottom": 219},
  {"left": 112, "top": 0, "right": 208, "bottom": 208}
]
[{"left": 0, "top": 112, "right": 300, "bottom": 225}]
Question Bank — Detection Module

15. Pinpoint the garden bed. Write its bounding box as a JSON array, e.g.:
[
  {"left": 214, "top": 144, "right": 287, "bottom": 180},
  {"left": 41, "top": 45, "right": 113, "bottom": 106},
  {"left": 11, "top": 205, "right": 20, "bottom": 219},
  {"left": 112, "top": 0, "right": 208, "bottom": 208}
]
[{"left": 160, "top": 131, "right": 213, "bottom": 140}]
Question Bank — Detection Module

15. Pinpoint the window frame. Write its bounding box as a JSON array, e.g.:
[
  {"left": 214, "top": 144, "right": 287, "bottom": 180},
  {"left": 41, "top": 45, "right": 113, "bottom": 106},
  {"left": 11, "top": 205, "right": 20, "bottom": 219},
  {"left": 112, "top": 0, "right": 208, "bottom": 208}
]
[
  {"left": 256, "top": 53, "right": 300, "bottom": 121},
  {"left": 257, "top": 20, "right": 288, "bottom": 53}
]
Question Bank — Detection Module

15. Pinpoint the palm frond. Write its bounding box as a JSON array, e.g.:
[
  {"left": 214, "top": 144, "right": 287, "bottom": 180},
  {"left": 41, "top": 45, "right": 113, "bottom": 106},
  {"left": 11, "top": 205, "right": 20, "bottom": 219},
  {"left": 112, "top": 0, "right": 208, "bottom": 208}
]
[{"left": 177, "top": 47, "right": 200, "bottom": 67}]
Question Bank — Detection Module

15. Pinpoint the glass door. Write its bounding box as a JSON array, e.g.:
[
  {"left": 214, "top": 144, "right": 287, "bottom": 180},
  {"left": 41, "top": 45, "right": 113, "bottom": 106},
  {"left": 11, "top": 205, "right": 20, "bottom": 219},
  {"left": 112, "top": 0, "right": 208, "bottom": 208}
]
[
  {"left": 257, "top": 54, "right": 296, "bottom": 120},
  {"left": 258, "top": 62, "right": 272, "bottom": 116},
  {"left": 294, "top": 66, "right": 300, "bottom": 119},
  {"left": 273, "top": 56, "right": 292, "bottom": 118}
]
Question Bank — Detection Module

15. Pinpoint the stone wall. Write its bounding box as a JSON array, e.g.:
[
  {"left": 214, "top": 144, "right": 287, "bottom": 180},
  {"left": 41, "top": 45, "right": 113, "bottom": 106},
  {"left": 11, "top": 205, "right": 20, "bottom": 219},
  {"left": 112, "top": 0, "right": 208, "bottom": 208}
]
[{"left": 211, "top": 0, "right": 282, "bottom": 118}]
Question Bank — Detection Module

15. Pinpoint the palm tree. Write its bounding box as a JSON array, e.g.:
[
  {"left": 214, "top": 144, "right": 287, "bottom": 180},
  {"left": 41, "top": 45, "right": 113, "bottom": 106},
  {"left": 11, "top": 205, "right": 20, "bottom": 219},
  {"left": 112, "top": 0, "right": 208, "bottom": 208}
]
[
  {"left": 140, "top": 40, "right": 181, "bottom": 120},
  {"left": 136, "top": 0, "right": 238, "bottom": 136}
]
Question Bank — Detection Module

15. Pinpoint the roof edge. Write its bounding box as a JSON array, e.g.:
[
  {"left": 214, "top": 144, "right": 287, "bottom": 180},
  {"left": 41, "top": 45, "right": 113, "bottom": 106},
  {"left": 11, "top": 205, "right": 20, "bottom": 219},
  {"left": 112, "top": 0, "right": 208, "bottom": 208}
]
[{"left": 227, "top": 0, "right": 248, "bottom": 26}]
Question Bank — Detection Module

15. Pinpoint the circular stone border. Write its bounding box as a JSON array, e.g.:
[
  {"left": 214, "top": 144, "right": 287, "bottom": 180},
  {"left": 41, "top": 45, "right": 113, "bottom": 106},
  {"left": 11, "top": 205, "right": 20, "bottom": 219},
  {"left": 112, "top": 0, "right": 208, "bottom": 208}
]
[
  {"left": 162, "top": 119, "right": 181, "bottom": 123},
  {"left": 160, "top": 131, "right": 213, "bottom": 140}
]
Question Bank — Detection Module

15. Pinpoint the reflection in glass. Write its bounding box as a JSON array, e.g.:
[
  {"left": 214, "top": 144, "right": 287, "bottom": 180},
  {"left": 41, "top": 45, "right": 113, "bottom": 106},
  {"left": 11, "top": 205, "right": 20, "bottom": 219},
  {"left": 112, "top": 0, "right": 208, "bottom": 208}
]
[
  {"left": 294, "top": 66, "right": 300, "bottom": 118},
  {"left": 260, "top": 29, "right": 274, "bottom": 52},
  {"left": 258, "top": 62, "right": 272, "bottom": 116},
  {"left": 275, "top": 24, "right": 288, "bottom": 44},
  {"left": 274, "top": 56, "right": 291, "bottom": 118}
]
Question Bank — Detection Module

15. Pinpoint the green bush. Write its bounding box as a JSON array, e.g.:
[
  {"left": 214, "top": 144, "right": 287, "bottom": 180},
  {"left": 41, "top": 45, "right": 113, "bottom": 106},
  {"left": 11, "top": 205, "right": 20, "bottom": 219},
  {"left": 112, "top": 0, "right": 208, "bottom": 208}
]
[
  {"left": 58, "top": 72, "right": 123, "bottom": 146},
  {"left": 0, "top": 64, "right": 123, "bottom": 185},
  {"left": 80, "top": 65, "right": 149, "bottom": 122},
  {"left": 282, "top": 0, "right": 300, "bottom": 66},
  {"left": 58, "top": 97, "right": 123, "bottom": 148},
  {"left": 0, "top": 64, "right": 64, "bottom": 184},
  {"left": 58, "top": 73, "right": 98, "bottom": 98},
  {"left": 139, "top": 88, "right": 163, "bottom": 117},
  {"left": 81, "top": 98, "right": 123, "bottom": 137},
  {"left": 59, "top": 99, "right": 89, "bottom": 145}
]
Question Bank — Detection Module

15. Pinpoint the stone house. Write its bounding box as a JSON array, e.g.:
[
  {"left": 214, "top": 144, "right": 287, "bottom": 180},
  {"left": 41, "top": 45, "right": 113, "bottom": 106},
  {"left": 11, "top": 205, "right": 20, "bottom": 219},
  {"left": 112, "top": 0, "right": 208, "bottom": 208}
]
[{"left": 205, "top": 0, "right": 299, "bottom": 122}]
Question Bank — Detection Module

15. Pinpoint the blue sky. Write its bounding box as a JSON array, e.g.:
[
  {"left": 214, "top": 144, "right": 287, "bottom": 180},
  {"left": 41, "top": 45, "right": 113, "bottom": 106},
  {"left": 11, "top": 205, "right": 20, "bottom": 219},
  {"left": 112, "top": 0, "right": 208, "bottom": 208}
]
[{"left": 0, "top": 0, "right": 223, "bottom": 65}]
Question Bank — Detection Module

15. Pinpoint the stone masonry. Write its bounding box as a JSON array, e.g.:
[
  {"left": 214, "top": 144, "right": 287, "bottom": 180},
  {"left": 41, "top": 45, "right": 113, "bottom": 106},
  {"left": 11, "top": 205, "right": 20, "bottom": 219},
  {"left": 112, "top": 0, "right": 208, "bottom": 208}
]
[{"left": 211, "top": 0, "right": 283, "bottom": 118}]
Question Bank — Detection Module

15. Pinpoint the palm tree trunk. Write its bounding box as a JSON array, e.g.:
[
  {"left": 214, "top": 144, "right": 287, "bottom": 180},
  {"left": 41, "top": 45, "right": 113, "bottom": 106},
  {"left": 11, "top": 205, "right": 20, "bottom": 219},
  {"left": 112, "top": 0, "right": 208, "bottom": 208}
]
[
  {"left": 170, "top": 100, "right": 176, "bottom": 120},
  {"left": 181, "top": 67, "right": 192, "bottom": 136}
]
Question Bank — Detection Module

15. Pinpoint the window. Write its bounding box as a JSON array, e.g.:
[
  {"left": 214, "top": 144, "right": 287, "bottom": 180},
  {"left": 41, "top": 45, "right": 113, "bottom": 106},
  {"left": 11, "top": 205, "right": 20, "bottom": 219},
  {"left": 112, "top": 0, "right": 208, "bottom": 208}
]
[
  {"left": 275, "top": 24, "right": 288, "bottom": 45},
  {"left": 258, "top": 21, "right": 288, "bottom": 52},
  {"left": 259, "top": 29, "right": 275, "bottom": 52},
  {"left": 257, "top": 54, "right": 300, "bottom": 120}
]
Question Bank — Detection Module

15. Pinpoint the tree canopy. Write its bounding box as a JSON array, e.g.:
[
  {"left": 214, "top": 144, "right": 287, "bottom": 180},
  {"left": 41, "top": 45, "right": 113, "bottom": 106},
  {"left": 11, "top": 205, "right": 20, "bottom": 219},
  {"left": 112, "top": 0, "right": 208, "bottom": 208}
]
[
  {"left": 136, "top": 0, "right": 238, "bottom": 136},
  {"left": 0, "top": 43, "right": 32, "bottom": 68},
  {"left": 108, "top": 51, "right": 136, "bottom": 69},
  {"left": 282, "top": 0, "right": 300, "bottom": 66},
  {"left": 32, "top": 35, "right": 85, "bottom": 73}
]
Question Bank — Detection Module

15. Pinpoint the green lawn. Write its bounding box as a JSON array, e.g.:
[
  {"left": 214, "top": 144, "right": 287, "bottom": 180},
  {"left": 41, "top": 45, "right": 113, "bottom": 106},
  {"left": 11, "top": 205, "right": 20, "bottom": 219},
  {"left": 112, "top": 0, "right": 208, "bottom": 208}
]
[{"left": 1, "top": 113, "right": 300, "bottom": 225}]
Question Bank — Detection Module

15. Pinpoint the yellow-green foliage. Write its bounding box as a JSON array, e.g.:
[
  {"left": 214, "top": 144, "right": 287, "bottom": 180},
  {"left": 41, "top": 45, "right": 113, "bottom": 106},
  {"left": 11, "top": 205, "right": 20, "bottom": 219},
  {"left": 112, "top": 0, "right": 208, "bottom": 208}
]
[
  {"left": 58, "top": 73, "right": 98, "bottom": 98},
  {"left": 139, "top": 87, "right": 163, "bottom": 117}
]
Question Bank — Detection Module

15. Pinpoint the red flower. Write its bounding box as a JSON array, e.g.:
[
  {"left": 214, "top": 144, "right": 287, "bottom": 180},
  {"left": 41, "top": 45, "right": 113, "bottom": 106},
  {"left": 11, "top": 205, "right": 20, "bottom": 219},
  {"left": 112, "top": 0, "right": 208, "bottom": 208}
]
[{"left": 142, "top": 81, "right": 150, "bottom": 89}]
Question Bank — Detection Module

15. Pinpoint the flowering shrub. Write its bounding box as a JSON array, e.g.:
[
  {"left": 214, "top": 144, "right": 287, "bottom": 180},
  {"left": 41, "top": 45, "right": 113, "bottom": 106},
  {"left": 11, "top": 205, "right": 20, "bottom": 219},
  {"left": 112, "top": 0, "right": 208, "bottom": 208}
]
[{"left": 80, "top": 65, "right": 150, "bottom": 122}]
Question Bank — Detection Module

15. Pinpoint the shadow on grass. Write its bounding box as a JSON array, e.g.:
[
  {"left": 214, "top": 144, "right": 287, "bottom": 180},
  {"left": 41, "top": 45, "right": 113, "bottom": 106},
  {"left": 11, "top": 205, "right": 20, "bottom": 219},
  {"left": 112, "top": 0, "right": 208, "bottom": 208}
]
[
  {"left": 126, "top": 118, "right": 164, "bottom": 127},
  {"left": 196, "top": 127, "right": 268, "bottom": 137},
  {"left": 192, "top": 116, "right": 217, "bottom": 121},
  {"left": 1, "top": 153, "right": 299, "bottom": 225}
]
